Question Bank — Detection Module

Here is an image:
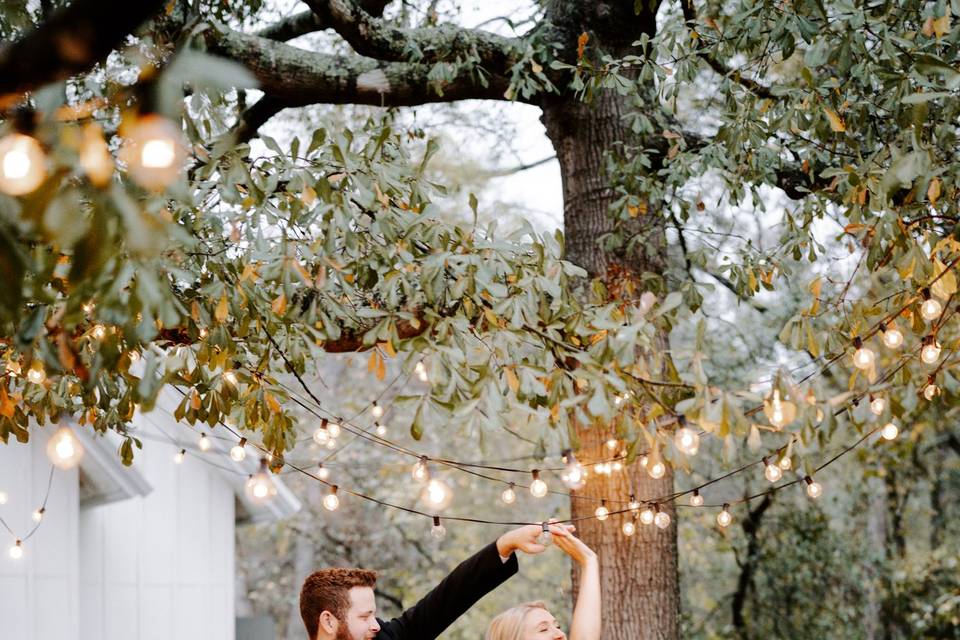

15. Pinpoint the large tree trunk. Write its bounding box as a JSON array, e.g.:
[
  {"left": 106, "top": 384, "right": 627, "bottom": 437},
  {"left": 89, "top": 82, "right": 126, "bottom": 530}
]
[{"left": 541, "top": 3, "right": 678, "bottom": 634}]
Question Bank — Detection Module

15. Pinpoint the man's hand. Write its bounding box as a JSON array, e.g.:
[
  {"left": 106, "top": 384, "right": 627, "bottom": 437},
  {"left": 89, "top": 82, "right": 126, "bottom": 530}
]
[{"left": 496, "top": 523, "right": 575, "bottom": 557}]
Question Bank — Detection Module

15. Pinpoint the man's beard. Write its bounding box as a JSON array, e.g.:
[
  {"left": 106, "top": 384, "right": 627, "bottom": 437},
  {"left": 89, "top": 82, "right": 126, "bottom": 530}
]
[{"left": 334, "top": 621, "right": 373, "bottom": 640}]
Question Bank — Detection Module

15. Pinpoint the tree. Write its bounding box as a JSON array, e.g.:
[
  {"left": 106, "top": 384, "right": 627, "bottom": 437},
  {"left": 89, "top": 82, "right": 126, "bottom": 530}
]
[{"left": 4, "top": 1, "right": 960, "bottom": 638}]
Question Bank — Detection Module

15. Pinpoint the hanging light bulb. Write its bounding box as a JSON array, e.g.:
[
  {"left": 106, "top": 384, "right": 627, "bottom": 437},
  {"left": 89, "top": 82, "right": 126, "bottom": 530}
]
[
  {"left": 612, "top": 460, "right": 623, "bottom": 472},
  {"left": 46, "top": 426, "right": 84, "bottom": 469},
  {"left": 79, "top": 123, "right": 113, "bottom": 187},
  {"left": 223, "top": 370, "right": 238, "bottom": 387},
  {"left": 920, "top": 288, "right": 942, "bottom": 321},
  {"left": 654, "top": 506, "right": 671, "bottom": 529},
  {"left": 415, "top": 361, "right": 429, "bottom": 382},
  {"left": 881, "top": 422, "right": 899, "bottom": 441},
  {"left": 536, "top": 522, "right": 553, "bottom": 547},
  {"left": 323, "top": 485, "right": 340, "bottom": 511},
  {"left": 173, "top": 448, "right": 186, "bottom": 464},
  {"left": 880, "top": 322, "right": 904, "bottom": 349},
  {"left": 921, "top": 335, "right": 941, "bottom": 364},
  {"left": 431, "top": 516, "right": 446, "bottom": 540},
  {"left": 639, "top": 507, "right": 655, "bottom": 525},
  {"left": 529, "top": 470, "right": 548, "bottom": 498},
  {"left": 371, "top": 402, "right": 384, "bottom": 418},
  {"left": 8, "top": 540, "right": 23, "bottom": 560},
  {"left": 325, "top": 437, "right": 337, "bottom": 450},
  {"left": 852, "top": 337, "right": 875, "bottom": 370},
  {"left": 674, "top": 417, "right": 700, "bottom": 455},
  {"left": 327, "top": 420, "right": 342, "bottom": 439},
  {"left": 120, "top": 113, "right": 185, "bottom": 190},
  {"left": 230, "top": 438, "right": 247, "bottom": 462},
  {"left": 0, "top": 121, "right": 47, "bottom": 196},
  {"left": 763, "top": 457, "right": 782, "bottom": 483},
  {"left": 317, "top": 463, "right": 330, "bottom": 480},
  {"left": 374, "top": 422, "right": 387, "bottom": 437},
  {"left": 560, "top": 450, "right": 586, "bottom": 490},
  {"left": 500, "top": 483, "right": 517, "bottom": 505},
  {"left": 778, "top": 455, "right": 792, "bottom": 470},
  {"left": 605, "top": 438, "right": 619, "bottom": 451},
  {"left": 717, "top": 504, "right": 733, "bottom": 528},
  {"left": 594, "top": 500, "right": 609, "bottom": 521},
  {"left": 313, "top": 419, "right": 330, "bottom": 446},
  {"left": 690, "top": 490, "right": 704, "bottom": 507},
  {"left": 648, "top": 460, "right": 666, "bottom": 479},
  {"left": 923, "top": 381, "right": 941, "bottom": 401},
  {"left": 869, "top": 395, "right": 885, "bottom": 416},
  {"left": 411, "top": 456, "right": 430, "bottom": 484},
  {"left": 245, "top": 458, "right": 276, "bottom": 504},
  {"left": 628, "top": 495, "right": 641, "bottom": 512},
  {"left": 421, "top": 478, "right": 453, "bottom": 511},
  {"left": 26, "top": 361, "right": 46, "bottom": 385},
  {"left": 764, "top": 389, "right": 796, "bottom": 428},
  {"left": 32, "top": 507, "right": 45, "bottom": 523},
  {"left": 804, "top": 476, "right": 823, "bottom": 499},
  {"left": 622, "top": 520, "right": 636, "bottom": 537},
  {"left": 0, "top": 491, "right": 7, "bottom": 505},
  {"left": 198, "top": 433, "right": 211, "bottom": 452}
]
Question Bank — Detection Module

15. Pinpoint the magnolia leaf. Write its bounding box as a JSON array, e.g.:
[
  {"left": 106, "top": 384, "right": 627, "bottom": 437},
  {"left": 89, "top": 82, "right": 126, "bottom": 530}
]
[{"left": 824, "top": 107, "right": 845, "bottom": 132}]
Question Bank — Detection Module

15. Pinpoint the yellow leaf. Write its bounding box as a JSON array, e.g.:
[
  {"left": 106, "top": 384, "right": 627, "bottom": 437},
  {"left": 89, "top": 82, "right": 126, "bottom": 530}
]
[
  {"left": 368, "top": 349, "right": 379, "bottom": 374},
  {"left": 191, "top": 301, "right": 201, "bottom": 322},
  {"left": 379, "top": 341, "right": 396, "bottom": 358},
  {"left": 504, "top": 367, "right": 520, "bottom": 393},
  {"left": 0, "top": 387, "right": 13, "bottom": 418},
  {"left": 927, "top": 177, "right": 942, "bottom": 204},
  {"left": 933, "top": 13, "right": 950, "bottom": 38},
  {"left": 824, "top": 107, "right": 845, "bottom": 132},
  {"left": 271, "top": 292, "right": 287, "bottom": 315},
  {"left": 376, "top": 354, "right": 386, "bottom": 381},
  {"left": 301, "top": 185, "right": 317, "bottom": 207},
  {"left": 590, "top": 330, "right": 608, "bottom": 345},
  {"left": 265, "top": 392, "right": 281, "bottom": 413},
  {"left": 375, "top": 183, "right": 389, "bottom": 208},
  {"left": 215, "top": 294, "right": 229, "bottom": 322},
  {"left": 531, "top": 60, "right": 543, "bottom": 74},
  {"left": 191, "top": 390, "right": 201, "bottom": 410},
  {"left": 577, "top": 32, "right": 589, "bottom": 60},
  {"left": 931, "top": 258, "right": 957, "bottom": 299}
]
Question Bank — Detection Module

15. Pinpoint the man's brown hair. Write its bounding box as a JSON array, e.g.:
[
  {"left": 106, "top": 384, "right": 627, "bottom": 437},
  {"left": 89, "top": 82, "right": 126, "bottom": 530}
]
[{"left": 300, "top": 568, "right": 378, "bottom": 639}]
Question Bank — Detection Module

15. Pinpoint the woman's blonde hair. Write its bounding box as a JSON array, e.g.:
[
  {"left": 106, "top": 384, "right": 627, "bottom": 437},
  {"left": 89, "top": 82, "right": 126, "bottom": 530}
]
[{"left": 485, "top": 601, "right": 551, "bottom": 640}]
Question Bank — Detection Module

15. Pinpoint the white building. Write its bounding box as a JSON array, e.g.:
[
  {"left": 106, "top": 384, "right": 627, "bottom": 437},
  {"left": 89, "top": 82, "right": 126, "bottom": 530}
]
[{"left": 0, "top": 387, "right": 300, "bottom": 640}]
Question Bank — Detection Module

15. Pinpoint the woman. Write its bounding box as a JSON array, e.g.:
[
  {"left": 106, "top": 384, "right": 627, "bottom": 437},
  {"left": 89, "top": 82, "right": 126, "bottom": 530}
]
[{"left": 485, "top": 523, "right": 600, "bottom": 640}]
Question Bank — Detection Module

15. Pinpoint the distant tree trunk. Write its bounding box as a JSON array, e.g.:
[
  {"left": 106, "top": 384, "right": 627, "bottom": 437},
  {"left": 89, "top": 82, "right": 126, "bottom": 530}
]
[
  {"left": 731, "top": 494, "right": 773, "bottom": 638},
  {"left": 864, "top": 475, "right": 888, "bottom": 640}
]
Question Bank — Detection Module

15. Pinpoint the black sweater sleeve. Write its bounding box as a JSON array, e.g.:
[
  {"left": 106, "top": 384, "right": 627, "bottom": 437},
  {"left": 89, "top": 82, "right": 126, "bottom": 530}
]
[{"left": 375, "top": 541, "right": 518, "bottom": 640}]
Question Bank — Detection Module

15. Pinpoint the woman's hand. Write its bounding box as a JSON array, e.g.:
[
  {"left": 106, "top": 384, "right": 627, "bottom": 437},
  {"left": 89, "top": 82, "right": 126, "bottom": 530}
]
[{"left": 548, "top": 523, "right": 597, "bottom": 566}]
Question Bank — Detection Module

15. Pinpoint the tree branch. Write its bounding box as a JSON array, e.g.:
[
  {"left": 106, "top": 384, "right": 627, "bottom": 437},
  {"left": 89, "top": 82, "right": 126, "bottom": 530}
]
[
  {"left": 256, "top": 1, "right": 391, "bottom": 41},
  {"left": 0, "top": 0, "right": 167, "bottom": 101}
]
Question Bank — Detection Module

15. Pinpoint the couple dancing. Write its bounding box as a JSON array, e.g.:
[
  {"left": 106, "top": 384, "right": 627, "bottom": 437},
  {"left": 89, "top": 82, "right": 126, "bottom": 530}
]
[{"left": 299, "top": 522, "right": 600, "bottom": 640}]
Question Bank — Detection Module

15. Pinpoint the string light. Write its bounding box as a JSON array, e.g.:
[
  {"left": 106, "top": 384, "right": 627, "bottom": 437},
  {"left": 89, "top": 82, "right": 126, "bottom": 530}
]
[
  {"left": 923, "top": 378, "right": 941, "bottom": 401},
  {"left": 421, "top": 478, "right": 453, "bottom": 511},
  {"left": 605, "top": 438, "right": 619, "bottom": 451},
  {"left": 595, "top": 500, "right": 609, "bottom": 521},
  {"left": 852, "top": 337, "right": 875, "bottom": 370},
  {"left": 778, "top": 454, "right": 792, "bottom": 470},
  {"left": 371, "top": 402, "right": 384, "bottom": 418},
  {"left": 639, "top": 506, "right": 655, "bottom": 525},
  {"left": 880, "top": 322, "right": 904, "bottom": 349},
  {"left": 674, "top": 416, "right": 700, "bottom": 455},
  {"left": 323, "top": 485, "right": 340, "bottom": 511},
  {"left": 46, "top": 426, "right": 84, "bottom": 469},
  {"left": 648, "top": 460, "right": 666, "bottom": 479},
  {"left": 764, "top": 389, "right": 796, "bottom": 428},
  {"left": 529, "top": 470, "right": 548, "bottom": 498},
  {"left": 560, "top": 450, "right": 586, "bottom": 490},
  {"left": 374, "top": 422, "right": 387, "bottom": 437},
  {"left": 26, "top": 361, "right": 45, "bottom": 385},
  {"left": 920, "top": 288, "right": 943, "bottom": 321},
  {"left": 325, "top": 437, "right": 337, "bottom": 450},
  {"left": 0, "top": 491, "right": 6, "bottom": 505},
  {"left": 881, "top": 422, "right": 899, "bottom": 441},
  {"left": 804, "top": 476, "right": 823, "bottom": 499},
  {"left": 628, "top": 495, "right": 641, "bottom": 512},
  {"left": 79, "top": 123, "right": 113, "bottom": 187},
  {"left": 690, "top": 490, "right": 704, "bottom": 507},
  {"left": 622, "top": 520, "right": 636, "bottom": 537},
  {"left": 654, "top": 505, "right": 671, "bottom": 529},
  {"left": 9, "top": 540, "right": 23, "bottom": 560},
  {"left": 31, "top": 507, "right": 45, "bottom": 523},
  {"left": 121, "top": 113, "right": 185, "bottom": 190},
  {"left": 313, "top": 419, "right": 331, "bottom": 445},
  {"left": 500, "top": 483, "right": 517, "bottom": 505},
  {"left": 317, "top": 463, "right": 330, "bottom": 480},
  {"left": 763, "top": 456, "right": 783, "bottom": 483},
  {"left": 612, "top": 460, "right": 623, "bottom": 472},
  {"left": 230, "top": 438, "right": 247, "bottom": 462},
  {"left": 328, "top": 420, "right": 342, "bottom": 439},
  {"left": 869, "top": 395, "right": 886, "bottom": 416},
  {"left": 921, "top": 335, "right": 941, "bottom": 364},
  {"left": 81, "top": 301, "right": 96, "bottom": 315},
  {"left": 173, "top": 448, "right": 186, "bottom": 464},
  {"left": 198, "top": 433, "right": 211, "bottom": 452},
  {"left": 245, "top": 458, "right": 277, "bottom": 504},
  {"left": 0, "top": 113, "right": 47, "bottom": 195},
  {"left": 415, "top": 361, "right": 429, "bottom": 382},
  {"left": 431, "top": 515, "right": 446, "bottom": 540},
  {"left": 717, "top": 504, "right": 733, "bottom": 528},
  {"left": 411, "top": 456, "right": 430, "bottom": 483},
  {"left": 536, "top": 522, "right": 552, "bottom": 547}
]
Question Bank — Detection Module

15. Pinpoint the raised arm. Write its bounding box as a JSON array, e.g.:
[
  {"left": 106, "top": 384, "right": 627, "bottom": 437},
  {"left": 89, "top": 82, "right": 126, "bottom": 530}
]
[{"left": 550, "top": 525, "right": 601, "bottom": 640}]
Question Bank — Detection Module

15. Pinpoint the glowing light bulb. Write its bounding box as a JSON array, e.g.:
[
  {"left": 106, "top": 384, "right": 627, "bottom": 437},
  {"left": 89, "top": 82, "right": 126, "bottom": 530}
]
[
  {"left": 639, "top": 455, "right": 648, "bottom": 467},
  {"left": 0, "top": 132, "right": 46, "bottom": 195},
  {"left": 882, "top": 324, "right": 904, "bottom": 349},
  {"left": 198, "top": 433, "right": 211, "bottom": 452},
  {"left": 411, "top": 457, "right": 430, "bottom": 483},
  {"left": 921, "top": 297, "right": 942, "bottom": 321},
  {"left": 81, "top": 301, "right": 96, "bottom": 315},
  {"left": 805, "top": 476, "right": 822, "bottom": 499},
  {"left": 325, "top": 438, "right": 336, "bottom": 450},
  {"left": 717, "top": 505, "right": 733, "bottom": 528},
  {"left": 371, "top": 402, "right": 384, "bottom": 418},
  {"left": 174, "top": 449, "right": 186, "bottom": 464},
  {"left": 92, "top": 324, "right": 107, "bottom": 340},
  {"left": 640, "top": 508, "right": 655, "bottom": 525},
  {"left": 870, "top": 396, "right": 885, "bottom": 416},
  {"left": 628, "top": 496, "right": 641, "bottom": 512},
  {"left": 622, "top": 520, "right": 636, "bottom": 537},
  {"left": 923, "top": 382, "right": 941, "bottom": 401},
  {"left": 245, "top": 459, "right": 276, "bottom": 504},
  {"left": 79, "top": 123, "right": 113, "bottom": 187},
  {"left": 921, "top": 338, "right": 941, "bottom": 364},
  {"left": 536, "top": 523, "right": 552, "bottom": 547},
  {"left": 0, "top": 491, "right": 6, "bottom": 505},
  {"left": 26, "top": 361, "right": 45, "bottom": 385},
  {"left": 223, "top": 371, "right": 238, "bottom": 386},
  {"left": 881, "top": 422, "right": 899, "bottom": 441},
  {"left": 501, "top": 483, "right": 517, "bottom": 505},
  {"left": 46, "top": 427, "right": 84, "bottom": 469},
  {"left": 230, "top": 438, "right": 247, "bottom": 462},
  {"left": 654, "top": 510, "right": 671, "bottom": 529},
  {"left": 374, "top": 422, "right": 387, "bottom": 437},
  {"left": 422, "top": 478, "right": 452, "bottom": 511},
  {"left": 431, "top": 516, "right": 446, "bottom": 540},
  {"left": 9, "top": 540, "right": 23, "bottom": 560},
  {"left": 763, "top": 458, "right": 782, "bottom": 483},
  {"left": 595, "top": 502, "right": 609, "bottom": 521},
  {"left": 675, "top": 427, "right": 700, "bottom": 456},
  {"left": 317, "top": 463, "right": 330, "bottom": 480},
  {"left": 327, "top": 421, "right": 342, "bottom": 439},
  {"left": 32, "top": 507, "right": 45, "bottom": 523},
  {"left": 561, "top": 451, "right": 586, "bottom": 490},
  {"left": 323, "top": 486, "right": 340, "bottom": 511},
  {"left": 648, "top": 461, "right": 666, "bottom": 479},
  {"left": 415, "top": 361, "right": 429, "bottom": 382},
  {"left": 121, "top": 114, "right": 185, "bottom": 190},
  {"left": 764, "top": 389, "right": 796, "bottom": 428},
  {"left": 529, "top": 470, "right": 548, "bottom": 498},
  {"left": 313, "top": 420, "right": 331, "bottom": 445},
  {"left": 605, "top": 438, "right": 619, "bottom": 451},
  {"left": 778, "top": 456, "right": 792, "bottom": 470},
  {"left": 612, "top": 461, "right": 623, "bottom": 472},
  {"left": 852, "top": 342, "right": 875, "bottom": 370},
  {"left": 690, "top": 491, "right": 704, "bottom": 507}
]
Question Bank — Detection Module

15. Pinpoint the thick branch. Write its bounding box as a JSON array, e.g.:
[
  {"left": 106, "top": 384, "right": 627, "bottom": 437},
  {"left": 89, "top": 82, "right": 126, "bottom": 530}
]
[
  {"left": 0, "top": 0, "right": 167, "bottom": 100},
  {"left": 256, "top": 1, "right": 391, "bottom": 41},
  {"left": 205, "top": 27, "right": 518, "bottom": 109}
]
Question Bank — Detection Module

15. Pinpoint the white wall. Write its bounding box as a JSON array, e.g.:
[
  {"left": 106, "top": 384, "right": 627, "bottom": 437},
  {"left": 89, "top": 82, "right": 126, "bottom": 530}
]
[
  {"left": 79, "top": 435, "right": 236, "bottom": 640},
  {"left": 0, "top": 432, "right": 80, "bottom": 640}
]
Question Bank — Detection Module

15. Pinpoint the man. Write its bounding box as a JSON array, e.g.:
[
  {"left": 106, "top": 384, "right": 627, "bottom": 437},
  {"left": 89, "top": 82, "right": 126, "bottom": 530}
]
[{"left": 299, "top": 523, "right": 561, "bottom": 640}]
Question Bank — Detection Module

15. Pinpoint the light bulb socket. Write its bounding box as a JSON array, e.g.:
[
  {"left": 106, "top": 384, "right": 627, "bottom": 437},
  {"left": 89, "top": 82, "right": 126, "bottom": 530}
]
[
  {"left": 258, "top": 457, "right": 268, "bottom": 471},
  {"left": 238, "top": 437, "right": 247, "bottom": 447},
  {"left": 433, "top": 515, "right": 441, "bottom": 527},
  {"left": 11, "top": 106, "right": 37, "bottom": 135},
  {"left": 878, "top": 321, "right": 888, "bottom": 332},
  {"left": 654, "top": 502, "right": 661, "bottom": 513},
  {"left": 762, "top": 456, "right": 770, "bottom": 466},
  {"left": 508, "top": 482, "right": 515, "bottom": 489},
  {"left": 329, "top": 485, "right": 338, "bottom": 495},
  {"left": 541, "top": 522, "right": 549, "bottom": 534},
  {"left": 531, "top": 469, "right": 540, "bottom": 481},
  {"left": 852, "top": 336, "right": 863, "bottom": 349},
  {"left": 804, "top": 475, "right": 814, "bottom": 485},
  {"left": 693, "top": 489, "right": 701, "bottom": 498},
  {"left": 922, "top": 287, "right": 931, "bottom": 301}
]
